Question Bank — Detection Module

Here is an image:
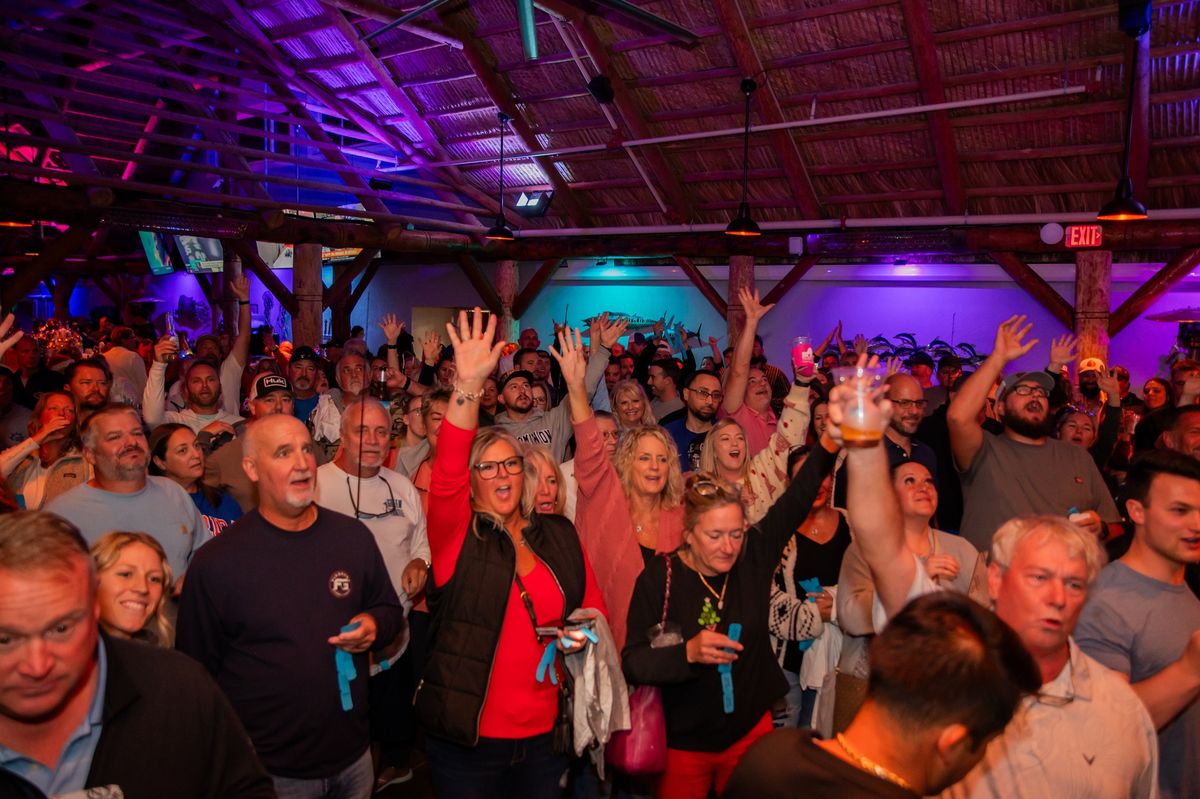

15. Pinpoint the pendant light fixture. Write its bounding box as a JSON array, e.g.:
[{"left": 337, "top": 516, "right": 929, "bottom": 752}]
[
  {"left": 485, "top": 111, "right": 515, "bottom": 241},
  {"left": 1097, "top": 10, "right": 1149, "bottom": 221},
  {"left": 726, "top": 77, "right": 761, "bottom": 237}
]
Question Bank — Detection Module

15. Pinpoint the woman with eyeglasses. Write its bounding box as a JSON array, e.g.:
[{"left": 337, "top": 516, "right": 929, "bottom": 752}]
[
  {"left": 556, "top": 330, "right": 685, "bottom": 648},
  {"left": 149, "top": 423, "right": 242, "bottom": 537},
  {"left": 620, "top": 434, "right": 839, "bottom": 798},
  {"left": 417, "top": 309, "right": 606, "bottom": 798},
  {"left": 0, "top": 390, "right": 89, "bottom": 510}
]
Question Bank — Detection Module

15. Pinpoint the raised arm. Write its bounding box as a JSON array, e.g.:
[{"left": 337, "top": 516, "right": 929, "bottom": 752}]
[
  {"left": 744, "top": 381, "right": 812, "bottom": 523},
  {"left": 722, "top": 287, "right": 774, "bottom": 415},
  {"left": 142, "top": 336, "right": 178, "bottom": 428},
  {"left": 825, "top": 358, "right": 913, "bottom": 618},
  {"left": 947, "top": 315, "right": 1038, "bottom": 471},
  {"left": 220, "top": 276, "right": 252, "bottom": 416}
]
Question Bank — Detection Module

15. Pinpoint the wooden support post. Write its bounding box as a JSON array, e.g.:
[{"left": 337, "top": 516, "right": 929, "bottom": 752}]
[
  {"left": 455, "top": 256, "right": 503, "bottom": 316},
  {"left": 1, "top": 223, "right": 96, "bottom": 311},
  {"left": 762, "top": 255, "right": 819, "bottom": 306},
  {"left": 1074, "top": 250, "right": 1112, "bottom": 367},
  {"left": 989, "top": 252, "right": 1074, "bottom": 330},
  {"left": 228, "top": 240, "right": 299, "bottom": 317},
  {"left": 726, "top": 254, "right": 756, "bottom": 346},
  {"left": 495, "top": 260, "right": 518, "bottom": 344},
  {"left": 672, "top": 256, "right": 729, "bottom": 318},
  {"left": 1110, "top": 248, "right": 1200, "bottom": 337},
  {"left": 512, "top": 259, "right": 562, "bottom": 320},
  {"left": 292, "top": 243, "right": 323, "bottom": 349}
]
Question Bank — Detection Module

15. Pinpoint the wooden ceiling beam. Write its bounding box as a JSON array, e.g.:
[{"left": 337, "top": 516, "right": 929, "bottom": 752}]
[
  {"left": 672, "top": 256, "right": 728, "bottom": 316},
  {"left": 438, "top": 12, "right": 593, "bottom": 227},
  {"left": 346, "top": 257, "right": 383, "bottom": 313},
  {"left": 933, "top": 5, "right": 1113, "bottom": 45},
  {"left": 512, "top": 258, "right": 564, "bottom": 319},
  {"left": 898, "top": 0, "right": 965, "bottom": 214},
  {"left": 1110, "top": 248, "right": 1200, "bottom": 336},
  {"left": 317, "top": 0, "right": 463, "bottom": 49},
  {"left": 1, "top": 222, "right": 97, "bottom": 311},
  {"left": 455, "top": 255, "right": 503, "bottom": 316},
  {"left": 762, "top": 256, "right": 819, "bottom": 306},
  {"left": 324, "top": 247, "right": 380, "bottom": 309},
  {"left": 228, "top": 240, "right": 300, "bottom": 317},
  {"left": 767, "top": 39, "right": 909, "bottom": 71},
  {"left": 713, "top": 0, "right": 823, "bottom": 219},
  {"left": 265, "top": 17, "right": 335, "bottom": 40},
  {"left": 1127, "top": 34, "right": 1151, "bottom": 201},
  {"left": 990, "top": 251, "right": 1074, "bottom": 330}
]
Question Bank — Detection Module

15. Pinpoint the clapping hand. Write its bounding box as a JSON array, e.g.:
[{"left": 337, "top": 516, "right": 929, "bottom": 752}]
[{"left": 596, "top": 313, "right": 629, "bottom": 350}]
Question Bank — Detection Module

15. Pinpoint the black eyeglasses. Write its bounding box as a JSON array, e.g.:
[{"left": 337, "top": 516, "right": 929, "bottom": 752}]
[
  {"left": 472, "top": 455, "right": 524, "bottom": 480},
  {"left": 1010, "top": 385, "right": 1049, "bottom": 398},
  {"left": 892, "top": 399, "right": 928, "bottom": 410},
  {"left": 688, "top": 388, "right": 724, "bottom": 401},
  {"left": 345, "top": 475, "right": 401, "bottom": 520}
]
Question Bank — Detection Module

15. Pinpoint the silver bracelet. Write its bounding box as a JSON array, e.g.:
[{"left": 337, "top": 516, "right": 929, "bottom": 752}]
[{"left": 453, "top": 383, "right": 483, "bottom": 402}]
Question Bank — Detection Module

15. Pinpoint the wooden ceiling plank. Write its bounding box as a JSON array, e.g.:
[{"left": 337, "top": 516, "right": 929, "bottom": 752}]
[
  {"left": 1, "top": 222, "right": 97, "bottom": 310},
  {"left": 1110, "top": 248, "right": 1200, "bottom": 336},
  {"left": 324, "top": 247, "right": 380, "bottom": 308},
  {"left": 712, "top": 0, "right": 823, "bottom": 219},
  {"left": 898, "top": 0, "right": 965, "bottom": 214},
  {"left": 672, "top": 255, "right": 728, "bottom": 316},
  {"left": 990, "top": 252, "right": 1074, "bottom": 329},
  {"left": 762, "top": 255, "right": 820, "bottom": 306}
]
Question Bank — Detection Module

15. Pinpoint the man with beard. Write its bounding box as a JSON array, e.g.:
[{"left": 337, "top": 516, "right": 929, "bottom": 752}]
[
  {"left": 310, "top": 352, "right": 370, "bottom": 462},
  {"left": 1075, "top": 357, "right": 1108, "bottom": 418},
  {"left": 162, "top": 276, "right": 252, "bottom": 417},
  {"left": 204, "top": 373, "right": 296, "bottom": 511},
  {"left": 316, "top": 399, "right": 429, "bottom": 791},
  {"left": 289, "top": 345, "right": 323, "bottom": 423},
  {"left": 884, "top": 374, "right": 940, "bottom": 480},
  {"left": 661, "top": 369, "right": 723, "bottom": 472},
  {"left": 9, "top": 336, "right": 65, "bottom": 410},
  {"left": 177, "top": 414, "right": 404, "bottom": 797},
  {"left": 948, "top": 316, "right": 1119, "bottom": 550},
  {"left": 45, "top": 405, "right": 208, "bottom": 585},
  {"left": 144, "top": 338, "right": 244, "bottom": 438},
  {"left": 494, "top": 317, "right": 620, "bottom": 462},
  {"left": 64, "top": 357, "right": 112, "bottom": 427}
]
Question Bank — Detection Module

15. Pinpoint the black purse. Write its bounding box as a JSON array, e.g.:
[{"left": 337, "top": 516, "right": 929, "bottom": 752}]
[{"left": 514, "top": 571, "right": 576, "bottom": 755}]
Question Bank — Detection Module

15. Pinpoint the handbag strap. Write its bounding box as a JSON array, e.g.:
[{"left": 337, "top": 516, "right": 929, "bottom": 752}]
[
  {"left": 660, "top": 554, "right": 673, "bottom": 628},
  {"left": 513, "top": 571, "right": 545, "bottom": 643}
]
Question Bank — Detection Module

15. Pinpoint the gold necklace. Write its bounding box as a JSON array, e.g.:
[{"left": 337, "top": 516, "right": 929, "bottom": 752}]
[
  {"left": 697, "top": 571, "right": 729, "bottom": 611},
  {"left": 835, "top": 733, "right": 912, "bottom": 790}
]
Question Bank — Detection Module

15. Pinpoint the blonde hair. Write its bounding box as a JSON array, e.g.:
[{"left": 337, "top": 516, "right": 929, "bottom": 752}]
[
  {"left": 697, "top": 418, "right": 749, "bottom": 482},
  {"left": 615, "top": 425, "right": 683, "bottom": 509},
  {"left": 90, "top": 531, "right": 174, "bottom": 645},
  {"left": 611, "top": 379, "right": 656, "bottom": 427},
  {"left": 989, "top": 515, "right": 1106, "bottom": 585},
  {"left": 522, "top": 443, "right": 566, "bottom": 515},
  {"left": 468, "top": 426, "right": 533, "bottom": 535}
]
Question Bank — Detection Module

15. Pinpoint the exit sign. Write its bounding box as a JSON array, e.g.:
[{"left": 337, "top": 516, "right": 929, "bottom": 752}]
[{"left": 1065, "top": 225, "right": 1104, "bottom": 248}]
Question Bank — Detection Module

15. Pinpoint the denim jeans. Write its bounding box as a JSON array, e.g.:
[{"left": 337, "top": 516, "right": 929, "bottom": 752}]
[
  {"left": 271, "top": 748, "right": 373, "bottom": 799},
  {"left": 773, "top": 669, "right": 817, "bottom": 729},
  {"left": 425, "top": 732, "right": 568, "bottom": 799}
]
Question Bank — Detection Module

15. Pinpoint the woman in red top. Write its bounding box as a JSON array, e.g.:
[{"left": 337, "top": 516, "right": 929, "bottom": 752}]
[{"left": 418, "top": 309, "right": 606, "bottom": 799}]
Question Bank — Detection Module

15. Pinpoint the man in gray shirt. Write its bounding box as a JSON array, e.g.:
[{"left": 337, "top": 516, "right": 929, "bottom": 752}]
[
  {"left": 947, "top": 315, "right": 1118, "bottom": 549},
  {"left": 493, "top": 317, "right": 623, "bottom": 462},
  {"left": 45, "top": 404, "right": 208, "bottom": 584},
  {"left": 1076, "top": 449, "right": 1200, "bottom": 799}
]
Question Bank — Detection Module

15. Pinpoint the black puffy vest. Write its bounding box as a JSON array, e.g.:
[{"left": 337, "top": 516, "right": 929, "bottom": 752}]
[{"left": 415, "top": 512, "right": 587, "bottom": 746}]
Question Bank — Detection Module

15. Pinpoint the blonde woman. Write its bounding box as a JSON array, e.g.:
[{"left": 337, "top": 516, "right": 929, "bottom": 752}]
[
  {"left": 612, "top": 378, "right": 656, "bottom": 430},
  {"left": 524, "top": 443, "right": 567, "bottom": 516},
  {"left": 91, "top": 531, "right": 174, "bottom": 645}
]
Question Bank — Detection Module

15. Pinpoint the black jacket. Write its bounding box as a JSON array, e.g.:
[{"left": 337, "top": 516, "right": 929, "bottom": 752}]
[
  {"left": 416, "top": 512, "right": 587, "bottom": 746},
  {"left": 0, "top": 635, "right": 275, "bottom": 799}
]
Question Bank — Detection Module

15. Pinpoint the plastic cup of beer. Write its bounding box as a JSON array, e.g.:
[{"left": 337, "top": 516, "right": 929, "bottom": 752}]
[{"left": 831, "top": 365, "right": 886, "bottom": 447}]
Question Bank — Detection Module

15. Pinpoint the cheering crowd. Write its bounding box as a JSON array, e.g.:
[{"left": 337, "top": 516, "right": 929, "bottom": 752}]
[{"left": 0, "top": 283, "right": 1197, "bottom": 799}]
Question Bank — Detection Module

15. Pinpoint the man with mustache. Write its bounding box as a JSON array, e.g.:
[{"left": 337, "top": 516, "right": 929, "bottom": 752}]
[
  {"left": 177, "top": 413, "right": 404, "bottom": 797},
  {"left": 661, "top": 369, "right": 723, "bottom": 473},
  {"left": 884, "top": 374, "right": 940, "bottom": 480},
  {"left": 317, "top": 398, "right": 430, "bottom": 791},
  {"left": 288, "top": 345, "right": 323, "bottom": 423},
  {"left": 947, "top": 316, "right": 1119, "bottom": 551},
  {"left": 44, "top": 405, "right": 209, "bottom": 586},
  {"left": 204, "top": 373, "right": 297, "bottom": 512},
  {"left": 64, "top": 357, "right": 113, "bottom": 427}
]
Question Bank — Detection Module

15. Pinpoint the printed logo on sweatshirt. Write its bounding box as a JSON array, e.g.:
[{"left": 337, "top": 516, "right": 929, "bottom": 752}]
[
  {"left": 329, "top": 570, "right": 352, "bottom": 598},
  {"left": 515, "top": 429, "right": 553, "bottom": 446}
]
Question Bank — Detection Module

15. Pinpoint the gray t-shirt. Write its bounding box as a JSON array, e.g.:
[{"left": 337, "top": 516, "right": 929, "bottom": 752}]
[
  {"left": 959, "top": 432, "right": 1119, "bottom": 550},
  {"left": 45, "top": 476, "right": 210, "bottom": 579},
  {"left": 1076, "top": 561, "right": 1200, "bottom": 799}
]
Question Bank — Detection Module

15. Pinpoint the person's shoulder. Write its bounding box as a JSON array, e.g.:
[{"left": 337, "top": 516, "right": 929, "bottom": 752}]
[
  {"left": 935, "top": 529, "right": 979, "bottom": 558},
  {"left": 105, "top": 636, "right": 215, "bottom": 693},
  {"left": 146, "top": 475, "right": 193, "bottom": 503}
]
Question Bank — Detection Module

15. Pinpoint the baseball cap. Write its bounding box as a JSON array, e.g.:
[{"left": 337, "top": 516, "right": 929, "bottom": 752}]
[
  {"left": 499, "top": 370, "right": 534, "bottom": 391},
  {"left": 632, "top": 333, "right": 647, "bottom": 344},
  {"left": 937, "top": 354, "right": 962, "bottom": 370},
  {"left": 1078, "top": 357, "right": 1106, "bottom": 374},
  {"left": 998, "top": 371, "right": 1055, "bottom": 399},
  {"left": 251, "top": 373, "right": 293, "bottom": 400},
  {"left": 291, "top": 345, "right": 320, "bottom": 365},
  {"left": 908, "top": 352, "right": 935, "bottom": 369}
]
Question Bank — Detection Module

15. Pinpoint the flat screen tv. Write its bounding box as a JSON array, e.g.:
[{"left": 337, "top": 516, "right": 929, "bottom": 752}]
[
  {"left": 139, "top": 231, "right": 176, "bottom": 276},
  {"left": 174, "top": 236, "right": 224, "bottom": 273}
]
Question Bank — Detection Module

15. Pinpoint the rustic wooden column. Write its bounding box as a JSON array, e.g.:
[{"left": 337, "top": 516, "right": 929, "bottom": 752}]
[
  {"left": 494, "top": 259, "right": 518, "bottom": 343},
  {"left": 1075, "top": 250, "right": 1112, "bottom": 366},
  {"left": 726, "top": 254, "right": 756, "bottom": 346},
  {"left": 292, "top": 243, "right": 323, "bottom": 347}
]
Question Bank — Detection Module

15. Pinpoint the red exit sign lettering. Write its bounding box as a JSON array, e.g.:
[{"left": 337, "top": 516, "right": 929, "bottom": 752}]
[{"left": 1065, "top": 225, "right": 1103, "bottom": 248}]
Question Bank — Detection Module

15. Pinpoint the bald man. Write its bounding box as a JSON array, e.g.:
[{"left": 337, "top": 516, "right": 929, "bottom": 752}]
[{"left": 177, "top": 414, "right": 404, "bottom": 797}]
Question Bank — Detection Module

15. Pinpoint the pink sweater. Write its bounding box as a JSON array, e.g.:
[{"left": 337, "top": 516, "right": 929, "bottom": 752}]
[{"left": 573, "top": 415, "right": 683, "bottom": 648}]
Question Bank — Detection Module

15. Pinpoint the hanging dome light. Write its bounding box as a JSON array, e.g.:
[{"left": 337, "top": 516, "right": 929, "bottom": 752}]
[
  {"left": 485, "top": 111, "right": 515, "bottom": 241},
  {"left": 726, "top": 78, "right": 761, "bottom": 237}
]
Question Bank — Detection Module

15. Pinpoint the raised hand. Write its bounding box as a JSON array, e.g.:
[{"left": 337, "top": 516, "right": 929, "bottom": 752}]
[
  {"left": 0, "top": 314, "right": 24, "bottom": 361},
  {"left": 378, "top": 313, "right": 405, "bottom": 344},
  {"left": 853, "top": 333, "right": 868, "bottom": 356},
  {"left": 738, "top": 286, "right": 774, "bottom": 325},
  {"left": 154, "top": 335, "right": 178, "bottom": 363},
  {"left": 1048, "top": 334, "right": 1078, "bottom": 370},
  {"left": 229, "top": 274, "right": 250, "bottom": 303},
  {"left": 597, "top": 314, "right": 629, "bottom": 350},
  {"left": 991, "top": 315, "right": 1038, "bottom": 365},
  {"left": 824, "top": 353, "right": 891, "bottom": 447},
  {"left": 548, "top": 327, "right": 587, "bottom": 389},
  {"left": 884, "top": 356, "right": 902, "bottom": 377},
  {"left": 421, "top": 329, "right": 442, "bottom": 365},
  {"left": 445, "top": 307, "right": 505, "bottom": 387},
  {"left": 1097, "top": 369, "right": 1121, "bottom": 402}
]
